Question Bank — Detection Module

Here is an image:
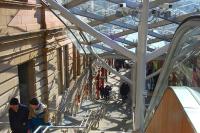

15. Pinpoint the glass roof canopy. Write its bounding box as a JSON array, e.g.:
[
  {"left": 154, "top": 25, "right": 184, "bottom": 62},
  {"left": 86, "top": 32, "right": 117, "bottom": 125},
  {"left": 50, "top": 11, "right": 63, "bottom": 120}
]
[{"left": 61, "top": 0, "right": 200, "bottom": 57}]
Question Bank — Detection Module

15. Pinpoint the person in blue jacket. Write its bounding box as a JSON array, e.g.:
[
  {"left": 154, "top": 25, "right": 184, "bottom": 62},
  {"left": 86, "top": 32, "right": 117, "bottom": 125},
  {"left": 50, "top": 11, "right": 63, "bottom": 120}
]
[{"left": 28, "top": 98, "right": 50, "bottom": 132}]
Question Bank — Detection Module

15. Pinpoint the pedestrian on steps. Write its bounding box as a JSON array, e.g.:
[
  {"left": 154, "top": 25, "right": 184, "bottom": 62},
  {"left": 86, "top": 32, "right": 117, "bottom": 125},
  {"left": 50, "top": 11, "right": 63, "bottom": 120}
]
[
  {"left": 104, "top": 85, "right": 112, "bottom": 100},
  {"left": 99, "top": 85, "right": 105, "bottom": 99}
]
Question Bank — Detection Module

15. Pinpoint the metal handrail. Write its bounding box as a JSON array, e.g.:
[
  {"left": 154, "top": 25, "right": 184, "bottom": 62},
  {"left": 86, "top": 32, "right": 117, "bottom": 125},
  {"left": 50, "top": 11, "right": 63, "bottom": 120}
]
[
  {"left": 82, "top": 105, "right": 106, "bottom": 133},
  {"left": 33, "top": 105, "right": 106, "bottom": 133},
  {"left": 0, "top": 122, "right": 10, "bottom": 126},
  {"left": 33, "top": 110, "right": 94, "bottom": 133},
  {"left": 34, "top": 125, "right": 86, "bottom": 133}
]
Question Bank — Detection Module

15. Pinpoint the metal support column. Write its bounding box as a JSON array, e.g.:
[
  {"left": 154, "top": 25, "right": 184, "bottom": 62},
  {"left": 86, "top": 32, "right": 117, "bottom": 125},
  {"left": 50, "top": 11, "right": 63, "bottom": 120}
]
[
  {"left": 73, "top": 45, "right": 77, "bottom": 79},
  {"left": 77, "top": 50, "right": 81, "bottom": 76},
  {"left": 83, "top": 55, "right": 86, "bottom": 69},
  {"left": 135, "top": 0, "right": 149, "bottom": 132},
  {"left": 131, "top": 64, "right": 136, "bottom": 130},
  {"left": 88, "top": 57, "right": 93, "bottom": 100},
  {"left": 65, "top": 45, "right": 70, "bottom": 88},
  {"left": 62, "top": 46, "right": 67, "bottom": 90}
]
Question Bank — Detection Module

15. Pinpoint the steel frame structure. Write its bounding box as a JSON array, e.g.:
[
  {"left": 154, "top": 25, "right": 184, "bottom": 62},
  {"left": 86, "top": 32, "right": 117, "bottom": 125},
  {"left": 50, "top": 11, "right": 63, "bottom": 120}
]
[{"left": 41, "top": 0, "right": 200, "bottom": 132}]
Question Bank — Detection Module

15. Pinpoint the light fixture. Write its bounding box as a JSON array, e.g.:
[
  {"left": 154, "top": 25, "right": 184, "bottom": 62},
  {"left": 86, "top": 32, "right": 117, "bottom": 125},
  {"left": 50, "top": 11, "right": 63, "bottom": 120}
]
[{"left": 115, "top": 2, "right": 173, "bottom": 22}]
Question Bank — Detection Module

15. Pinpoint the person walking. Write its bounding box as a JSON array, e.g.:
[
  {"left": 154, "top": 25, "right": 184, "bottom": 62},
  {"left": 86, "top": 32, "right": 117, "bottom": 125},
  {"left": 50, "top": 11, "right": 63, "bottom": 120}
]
[
  {"left": 120, "top": 82, "right": 130, "bottom": 103},
  {"left": 9, "top": 97, "right": 29, "bottom": 133},
  {"left": 104, "top": 85, "right": 112, "bottom": 100},
  {"left": 99, "top": 85, "right": 105, "bottom": 99},
  {"left": 28, "top": 98, "right": 50, "bottom": 132}
]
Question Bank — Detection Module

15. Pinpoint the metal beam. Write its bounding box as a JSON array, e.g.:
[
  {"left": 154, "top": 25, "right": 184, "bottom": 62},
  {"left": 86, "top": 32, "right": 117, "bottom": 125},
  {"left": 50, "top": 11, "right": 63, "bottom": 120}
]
[
  {"left": 80, "top": 30, "right": 138, "bottom": 47},
  {"left": 91, "top": 34, "right": 173, "bottom": 58},
  {"left": 76, "top": 24, "right": 119, "bottom": 55},
  {"left": 146, "top": 44, "right": 170, "bottom": 62},
  {"left": 110, "top": 21, "right": 170, "bottom": 41},
  {"left": 96, "top": 11, "right": 196, "bottom": 45},
  {"left": 112, "top": 12, "right": 194, "bottom": 39},
  {"left": 90, "top": 36, "right": 136, "bottom": 48},
  {"left": 45, "top": 0, "right": 134, "bottom": 60},
  {"left": 89, "top": 14, "right": 119, "bottom": 27},
  {"left": 96, "top": 0, "right": 179, "bottom": 28},
  {"left": 96, "top": 49, "right": 128, "bottom": 58},
  {"left": 107, "top": 0, "right": 179, "bottom": 9},
  {"left": 106, "top": 0, "right": 142, "bottom": 9},
  {"left": 91, "top": 34, "right": 171, "bottom": 57},
  {"left": 63, "top": 0, "right": 89, "bottom": 8},
  {"left": 146, "top": 68, "right": 161, "bottom": 80},
  {"left": 92, "top": 44, "right": 113, "bottom": 52},
  {"left": 158, "top": 16, "right": 181, "bottom": 24},
  {"left": 114, "top": 38, "right": 135, "bottom": 46},
  {"left": 71, "top": 7, "right": 198, "bottom": 49},
  {"left": 96, "top": 53, "right": 128, "bottom": 59},
  {"left": 149, "top": 0, "right": 179, "bottom": 9},
  {"left": 78, "top": 12, "right": 195, "bottom": 46},
  {"left": 149, "top": 12, "right": 196, "bottom": 29},
  {"left": 126, "top": 34, "right": 173, "bottom": 49},
  {"left": 96, "top": 38, "right": 170, "bottom": 62},
  {"left": 69, "top": 9, "right": 122, "bottom": 27},
  {"left": 70, "top": 9, "right": 132, "bottom": 40},
  {"left": 70, "top": 8, "right": 171, "bottom": 41},
  {"left": 88, "top": 33, "right": 172, "bottom": 51},
  {"left": 70, "top": 8, "right": 104, "bottom": 21},
  {"left": 75, "top": 0, "right": 174, "bottom": 28},
  {"left": 107, "top": 0, "right": 184, "bottom": 31},
  {"left": 65, "top": 0, "right": 182, "bottom": 35},
  {"left": 107, "top": 0, "right": 180, "bottom": 25}
]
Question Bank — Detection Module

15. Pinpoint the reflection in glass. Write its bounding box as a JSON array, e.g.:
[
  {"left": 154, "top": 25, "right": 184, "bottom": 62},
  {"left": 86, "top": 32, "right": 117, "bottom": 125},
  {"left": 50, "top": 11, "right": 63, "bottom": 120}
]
[{"left": 169, "top": 48, "right": 200, "bottom": 87}]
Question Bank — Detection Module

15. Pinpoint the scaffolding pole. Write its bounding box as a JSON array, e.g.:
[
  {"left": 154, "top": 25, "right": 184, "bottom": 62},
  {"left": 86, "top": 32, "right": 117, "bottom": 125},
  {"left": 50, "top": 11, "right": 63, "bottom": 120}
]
[{"left": 134, "top": 0, "right": 149, "bottom": 132}]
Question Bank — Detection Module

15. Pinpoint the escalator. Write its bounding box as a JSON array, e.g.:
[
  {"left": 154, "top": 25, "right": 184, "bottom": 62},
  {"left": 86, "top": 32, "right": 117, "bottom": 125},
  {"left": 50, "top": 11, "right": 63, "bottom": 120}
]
[
  {"left": 146, "top": 86, "right": 200, "bottom": 133},
  {"left": 145, "top": 16, "right": 200, "bottom": 133}
]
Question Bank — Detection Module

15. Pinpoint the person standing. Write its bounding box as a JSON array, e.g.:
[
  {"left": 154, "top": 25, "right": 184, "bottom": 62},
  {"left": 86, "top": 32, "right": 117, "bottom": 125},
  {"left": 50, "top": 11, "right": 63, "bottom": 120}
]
[
  {"left": 104, "top": 85, "right": 112, "bottom": 100},
  {"left": 9, "top": 97, "right": 29, "bottom": 133},
  {"left": 28, "top": 98, "right": 49, "bottom": 132},
  {"left": 120, "top": 82, "right": 130, "bottom": 102},
  {"left": 99, "top": 85, "right": 105, "bottom": 99}
]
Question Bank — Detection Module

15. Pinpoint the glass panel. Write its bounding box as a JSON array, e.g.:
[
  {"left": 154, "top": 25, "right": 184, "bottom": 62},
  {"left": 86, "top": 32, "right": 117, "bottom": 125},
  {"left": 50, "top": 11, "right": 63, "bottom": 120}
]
[
  {"left": 61, "top": 0, "right": 200, "bottom": 56},
  {"left": 171, "top": 0, "right": 200, "bottom": 15},
  {"left": 168, "top": 27, "right": 200, "bottom": 87},
  {"left": 169, "top": 51, "right": 200, "bottom": 87}
]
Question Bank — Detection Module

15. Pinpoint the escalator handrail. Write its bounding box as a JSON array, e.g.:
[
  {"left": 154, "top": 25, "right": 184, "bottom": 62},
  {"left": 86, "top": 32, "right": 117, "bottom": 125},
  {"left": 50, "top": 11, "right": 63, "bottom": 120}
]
[{"left": 144, "top": 15, "right": 200, "bottom": 130}]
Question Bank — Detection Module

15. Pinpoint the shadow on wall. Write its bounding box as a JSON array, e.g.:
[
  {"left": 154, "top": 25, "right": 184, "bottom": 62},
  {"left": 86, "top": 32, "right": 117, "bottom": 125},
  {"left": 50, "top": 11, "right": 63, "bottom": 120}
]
[{"left": 0, "top": 88, "right": 19, "bottom": 131}]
